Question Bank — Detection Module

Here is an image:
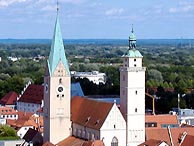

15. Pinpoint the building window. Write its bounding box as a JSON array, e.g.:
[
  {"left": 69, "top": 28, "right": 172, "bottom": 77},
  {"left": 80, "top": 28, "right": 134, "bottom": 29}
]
[
  {"left": 134, "top": 59, "right": 136, "bottom": 62},
  {"left": 135, "top": 108, "right": 137, "bottom": 113},
  {"left": 135, "top": 91, "right": 137, "bottom": 95},
  {"left": 114, "top": 125, "right": 116, "bottom": 129},
  {"left": 111, "top": 136, "right": 118, "bottom": 146},
  {"left": 134, "top": 64, "right": 136, "bottom": 67}
]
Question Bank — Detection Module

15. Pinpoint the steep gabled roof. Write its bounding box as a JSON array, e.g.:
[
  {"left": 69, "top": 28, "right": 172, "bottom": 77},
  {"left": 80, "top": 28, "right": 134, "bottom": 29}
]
[
  {"left": 57, "top": 136, "right": 104, "bottom": 146},
  {"left": 146, "top": 127, "right": 194, "bottom": 146},
  {"left": 138, "top": 139, "right": 166, "bottom": 146},
  {"left": 23, "top": 128, "right": 38, "bottom": 142},
  {"left": 42, "top": 141, "right": 55, "bottom": 146},
  {"left": 18, "top": 84, "right": 43, "bottom": 104},
  {"left": 71, "top": 96, "right": 113, "bottom": 130},
  {"left": 180, "top": 134, "right": 194, "bottom": 146},
  {"left": 0, "top": 91, "right": 18, "bottom": 105}
]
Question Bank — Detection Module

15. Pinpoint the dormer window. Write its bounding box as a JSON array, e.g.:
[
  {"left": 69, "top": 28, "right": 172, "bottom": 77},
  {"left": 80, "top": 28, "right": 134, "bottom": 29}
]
[
  {"left": 95, "top": 120, "right": 100, "bottom": 125},
  {"left": 86, "top": 116, "right": 91, "bottom": 123}
]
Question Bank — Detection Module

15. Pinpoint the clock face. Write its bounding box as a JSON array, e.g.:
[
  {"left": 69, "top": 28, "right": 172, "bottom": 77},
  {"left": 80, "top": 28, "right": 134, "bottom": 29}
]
[
  {"left": 58, "top": 86, "right": 63, "bottom": 92},
  {"left": 56, "top": 85, "right": 65, "bottom": 94}
]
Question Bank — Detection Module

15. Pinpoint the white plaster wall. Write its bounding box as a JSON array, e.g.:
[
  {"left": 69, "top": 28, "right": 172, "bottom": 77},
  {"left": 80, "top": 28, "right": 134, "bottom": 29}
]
[
  {"left": 17, "top": 102, "right": 41, "bottom": 113},
  {"left": 100, "top": 104, "right": 126, "bottom": 146}
]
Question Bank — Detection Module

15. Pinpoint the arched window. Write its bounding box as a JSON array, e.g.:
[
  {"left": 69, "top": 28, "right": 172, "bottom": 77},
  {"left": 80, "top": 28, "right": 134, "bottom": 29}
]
[{"left": 111, "top": 136, "right": 118, "bottom": 146}]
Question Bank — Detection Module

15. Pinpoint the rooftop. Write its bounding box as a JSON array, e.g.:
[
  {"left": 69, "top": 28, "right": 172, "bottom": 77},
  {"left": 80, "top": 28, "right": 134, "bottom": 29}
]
[
  {"left": 0, "top": 91, "right": 18, "bottom": 105},
  {"left": 71, "top": 96, "right": 113, "bottom": 130},
  {"left": 18, "top": 84, "right": 43, "bottom": 104}
]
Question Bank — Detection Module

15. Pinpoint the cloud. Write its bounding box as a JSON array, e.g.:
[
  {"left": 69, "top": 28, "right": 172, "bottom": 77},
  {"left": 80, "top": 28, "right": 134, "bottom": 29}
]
[
  {"left": 105, "top": 8, "right": 124, "bottom": 16},
  {"left": 169, "top": 1, "right": 194, "bottom": 13},
  {"left": 41, "top": 5, "right": 56, "bottom": 11},
  {"left": 0, "top": 0, "right": 27, "bottom": 7}
]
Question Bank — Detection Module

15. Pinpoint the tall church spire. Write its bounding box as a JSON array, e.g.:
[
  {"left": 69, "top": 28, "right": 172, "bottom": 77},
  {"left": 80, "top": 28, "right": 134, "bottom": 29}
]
[{"left": 48, "top": 8, "right": 69, "bottom": 75}]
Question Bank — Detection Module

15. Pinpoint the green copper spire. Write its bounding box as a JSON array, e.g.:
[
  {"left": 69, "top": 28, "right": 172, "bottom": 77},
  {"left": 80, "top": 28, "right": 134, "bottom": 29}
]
[
  {"left": 48, "top": 13, "right": 70, "bottom": 75},
  {"left": 129, "top": 25, "right": 137, "bottom": 49},
  {"left": 123, "top": 26, "right": 143, "bottom": 58}
]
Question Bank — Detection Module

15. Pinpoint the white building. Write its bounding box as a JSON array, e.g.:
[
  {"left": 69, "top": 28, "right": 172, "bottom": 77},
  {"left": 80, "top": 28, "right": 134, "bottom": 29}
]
[
  {"left": 178, "top": 109, "right": 194, "bottom": 125},
  {"left": 71, "top": 71, "right": 106, "bottom": 85}
]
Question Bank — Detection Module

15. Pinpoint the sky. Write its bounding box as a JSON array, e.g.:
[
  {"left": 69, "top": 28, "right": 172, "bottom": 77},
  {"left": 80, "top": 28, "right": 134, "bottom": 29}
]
[{"left": 0, "top": 0, "right": 194, "bottom": 39}]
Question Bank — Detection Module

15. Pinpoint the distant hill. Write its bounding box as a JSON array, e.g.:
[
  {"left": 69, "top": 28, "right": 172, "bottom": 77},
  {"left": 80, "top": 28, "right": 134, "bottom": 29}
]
[{"left": 0, "top": 39, "right": 193, "bottom": 46}]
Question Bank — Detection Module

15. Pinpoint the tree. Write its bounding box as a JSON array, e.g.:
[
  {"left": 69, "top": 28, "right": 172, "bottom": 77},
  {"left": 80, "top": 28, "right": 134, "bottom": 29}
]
[{"left": 0, "top": 125, "right": 20, "bottom": 140}]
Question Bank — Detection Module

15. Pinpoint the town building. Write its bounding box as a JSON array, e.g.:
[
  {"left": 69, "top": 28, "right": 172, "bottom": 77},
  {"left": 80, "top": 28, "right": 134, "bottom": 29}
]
[
  {"left": 17, "top": 84, "right": 44, "bottom": 113},
  {"left": 71, "top": 71, "right": 106, "bottom": 85},
  {"left": 177, "top": 108, "right": 194, "bottom": 125},
  {"left": 0, "top": 107, "right": 18, "bottom": 121}
]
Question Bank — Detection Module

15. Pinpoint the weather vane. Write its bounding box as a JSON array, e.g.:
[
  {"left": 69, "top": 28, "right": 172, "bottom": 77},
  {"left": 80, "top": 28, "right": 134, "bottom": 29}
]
[
  {"left": 131, "top": 24, "right": 134, "bottom": 33},
  {"left": 57, "top": 0, "right": 59, "bottom": 12}
]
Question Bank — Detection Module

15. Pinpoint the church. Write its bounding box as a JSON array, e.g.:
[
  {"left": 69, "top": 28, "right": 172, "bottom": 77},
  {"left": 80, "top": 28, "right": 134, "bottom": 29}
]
[{"left": 43, "top": 8, "right": 146, "bottom": 146}]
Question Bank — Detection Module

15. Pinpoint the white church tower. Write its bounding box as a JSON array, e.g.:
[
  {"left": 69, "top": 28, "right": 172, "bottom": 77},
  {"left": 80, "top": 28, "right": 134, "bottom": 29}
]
[
  {"left": 43, "top": 8, "right": 71, "bottom": 144},
  {"left": 120, "top": 27, "right": 146, "bottom": 146}
]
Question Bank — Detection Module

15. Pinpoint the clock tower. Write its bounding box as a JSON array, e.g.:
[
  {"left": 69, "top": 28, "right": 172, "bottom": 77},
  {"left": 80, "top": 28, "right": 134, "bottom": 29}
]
[
  {"left": 120, "top": 28, "right": 146, "bottom": 146},
  {"left": 43, "top": 11, "right": 71, "bottom": 144}
]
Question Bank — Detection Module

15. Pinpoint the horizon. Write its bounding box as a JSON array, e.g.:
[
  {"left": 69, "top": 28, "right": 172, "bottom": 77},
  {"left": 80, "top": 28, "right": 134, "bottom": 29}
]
[{"left": 0, "top": 0, "right": 194, "bottom": 39}]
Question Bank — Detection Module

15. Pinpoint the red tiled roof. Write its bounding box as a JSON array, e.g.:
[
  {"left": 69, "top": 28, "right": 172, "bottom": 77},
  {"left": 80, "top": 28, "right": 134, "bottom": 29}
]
[
  {"left": 71, "top": 96, "right": 113, "bottom": 130},
  {"left": 18, "top": 84, "right": 43, "bottom": 104},
  {"left": 0, "top": 91, "right": 18, "bottom": 105},
  {"left": 0, "top": 107, "right": 17, "bottom": 115},
  {"left": 42, "top": 141, "right": 55, "bottom": 146},
  {"left": 8, "top": 112, "right": 43, "bottom": 131},
  {"left": 146, "top": 114, "right": 178, "bottom": 128},
  {"left": 57, "top": 136, "right": 104, "bottom": 146},
  {"left": 146, "top": 127, "right": 194, "bottom": 146},
  {"left": 138, "top": 139, "right": 165, "bottom": 146},
  {"left": 180, "top": 135, "right": 194, "bottom": 146}
]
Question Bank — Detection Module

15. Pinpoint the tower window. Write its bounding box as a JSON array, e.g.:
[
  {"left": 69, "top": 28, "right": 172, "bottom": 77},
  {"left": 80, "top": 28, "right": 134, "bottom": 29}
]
[
  {"left": 134, "top": 59, "right": 136, "bottom": 62},
  {"left": 135, "top": 91, "right": 137, "bottom": 95},
  {"left": 114, "top": 124, "right": 116, "bottom": 129},
  {"left": 135, "top": 108, "right": 137, "bottom": 112},
  {"left": 59, "top": 78, "right": 62, "bottom": 84},
  {"left": 134, "top": 64, "right": 136, "bottom": 67}
]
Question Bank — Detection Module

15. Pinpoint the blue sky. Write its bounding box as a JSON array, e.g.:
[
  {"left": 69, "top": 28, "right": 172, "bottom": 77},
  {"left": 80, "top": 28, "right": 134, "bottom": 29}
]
[{"left": 0, "top": 0, "right": 194, "bottom": 39}]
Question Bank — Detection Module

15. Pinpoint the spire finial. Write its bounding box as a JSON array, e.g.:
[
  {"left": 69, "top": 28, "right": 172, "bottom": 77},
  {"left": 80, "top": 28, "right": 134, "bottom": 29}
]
[
  {"left": 131, "top": 24, "right": 134, "bottom": 33},
  {"left": 57, "top": 0, "right": 59, "bottom": 13}
]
